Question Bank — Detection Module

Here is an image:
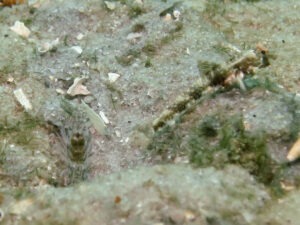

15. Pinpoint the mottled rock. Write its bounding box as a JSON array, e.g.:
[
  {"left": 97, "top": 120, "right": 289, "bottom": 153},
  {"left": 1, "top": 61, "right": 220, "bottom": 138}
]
[{"left": 3, "top": 165, "right": 269, "bottom": 225}]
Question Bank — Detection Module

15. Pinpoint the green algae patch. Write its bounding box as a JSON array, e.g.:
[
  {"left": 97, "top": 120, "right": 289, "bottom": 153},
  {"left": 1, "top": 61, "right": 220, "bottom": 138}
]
[
  {"left": 188, "top": 113, "right": 277, "bottom": 185},
  {"left": 148, "top": 83, "right": 299, "bottom": 194},
  {"left": 0, "top": 112, "right": 41, "bottom": 141}
]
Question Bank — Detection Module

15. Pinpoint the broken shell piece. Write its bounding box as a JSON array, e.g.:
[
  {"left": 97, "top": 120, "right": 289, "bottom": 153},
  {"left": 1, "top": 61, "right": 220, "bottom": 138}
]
[
  {"left": 13, "top": 88, "right": 32, "bottom": 111},
  {"left": 71, "top": 46, "right": 83, "bottom": 55},
  {"left": 38, "top": 38, "right": 59, "bottom": 54},
  {"left": 67, "top": 77, "right": 91, "bottom": 96},
  {"left": 99, "top": 111, "right": 110, "bottom": 124},
  {"left": 287, "top": 138, "right": 300, "bottom": 162},
  {"left": 108, "top": 72, "right": 121, "bottom": 83},
  {"left": 10, "top": 21, "right": 31, "bottom": 38}
]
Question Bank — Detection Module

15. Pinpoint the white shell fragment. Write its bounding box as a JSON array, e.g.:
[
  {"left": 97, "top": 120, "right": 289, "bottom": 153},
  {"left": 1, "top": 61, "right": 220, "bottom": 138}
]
[
  {"left": 104, "top": 1, "right": 116, "bottom": 10},
  {"left": 173, "top": 10, "right": 181, "bottom": 21},
  {"left": 10, "top": 21, "right": 31, "bottom": 38},
  {"left": 67, "top": 77, "right": 91, "bottom": 96},
  {"left": 99, "top": 111, "right": 110, "bottom": 124},
  {"left": 76, "top": 33, "right": 84, "bottom": 40},
  {"left": 13, "top": 88, "right": 32, "bottom": 111},
  {"left": 71, "top": 46, "right": 83, "bottom": 55},
  {"left": 186, "top": 48, "right": 190, "bottom": 55},
  {"left": 287, "top": 138, "right": 300, "bottom": 162},
  {"left": 108, "top": 72, "right": 121, "bottom": 83},
  {"left": 81, "top": 101, "right": 107, "bottom": 136},
  {"left": 38, "top": 38, "right": 59, "bottom": 54}
]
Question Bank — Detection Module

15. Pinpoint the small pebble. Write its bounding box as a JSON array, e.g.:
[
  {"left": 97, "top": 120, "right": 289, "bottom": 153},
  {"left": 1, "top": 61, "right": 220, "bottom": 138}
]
[
  {"left": 104, "top": 1, "right": 116, "bottom": 10},
  {"left": 71, "top": 46, "right": 83, "bottom": 55}
]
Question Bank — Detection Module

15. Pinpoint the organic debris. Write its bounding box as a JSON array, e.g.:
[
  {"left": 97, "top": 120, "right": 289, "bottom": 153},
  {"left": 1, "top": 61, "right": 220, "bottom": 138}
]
[
  {"left": 10, "top": 21, "right": 31, "bottom": 38},
  {"left": 81, "top": 101, "right": 107, "bottom": 136}
]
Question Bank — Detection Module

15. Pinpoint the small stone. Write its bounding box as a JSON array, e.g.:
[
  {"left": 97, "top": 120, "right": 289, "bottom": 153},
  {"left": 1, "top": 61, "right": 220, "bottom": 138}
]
[
  {"left": 71, "top": 46, "right": 83, "bottom": 55},
  {"left": 83, "top": 96, "right": 94, "bottom": 104},
  {"left": 184, "top": 210, "right": 196, "bottom": 222},
  {"left": 104, "top": 1, "right": 116, "bottom": 10},
  {"left": 115, "top": 130, "right": 121, "bottom": 138},
  {"left": 163, "top": 13, "right": 172, "bottom": 22},
  {"left": 55, "top": 88, "right": 65, "bottom": 95},
  {"left": 168, "top": 209, "right": 185, "bottom": 224},
  {"left": 127, "top": 32, "right": 143, "bottom": 43},
  {"left": 38, "top": 38, "right": 59, "bottom": 53},
  {"left": 7, "top": 76, "right": 14, "bottom": 83},
  {"left": 129, "top": 130, "right": 150, "bottom": 148},
  {"left": 173, "top": 10, "right": 181, "bottom": 21},
  {"left": 76, "top": 33, "right": 84, "bottom": 40}
]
